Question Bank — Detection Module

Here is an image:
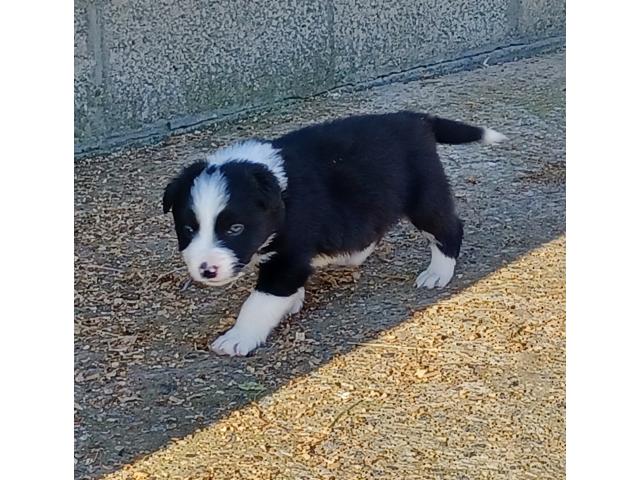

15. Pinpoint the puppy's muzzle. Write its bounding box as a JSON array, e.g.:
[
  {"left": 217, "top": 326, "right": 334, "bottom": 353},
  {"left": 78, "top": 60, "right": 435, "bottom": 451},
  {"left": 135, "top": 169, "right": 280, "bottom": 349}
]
[{"left": 199, "top": 262, "right": 219, "bottom": 279}]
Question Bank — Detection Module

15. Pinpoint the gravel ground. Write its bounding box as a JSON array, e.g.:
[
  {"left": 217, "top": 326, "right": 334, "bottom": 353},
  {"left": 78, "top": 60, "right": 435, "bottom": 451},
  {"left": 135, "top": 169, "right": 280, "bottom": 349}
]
[{"left": 75, "top": 50, "right": 565, "bottom": 479}]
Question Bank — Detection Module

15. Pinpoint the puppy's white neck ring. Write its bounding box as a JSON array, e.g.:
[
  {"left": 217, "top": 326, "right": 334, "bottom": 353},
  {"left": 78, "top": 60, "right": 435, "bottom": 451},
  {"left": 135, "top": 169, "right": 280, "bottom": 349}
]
[{"left": 206, "top": 139, "right": 288, "bottom": 191}]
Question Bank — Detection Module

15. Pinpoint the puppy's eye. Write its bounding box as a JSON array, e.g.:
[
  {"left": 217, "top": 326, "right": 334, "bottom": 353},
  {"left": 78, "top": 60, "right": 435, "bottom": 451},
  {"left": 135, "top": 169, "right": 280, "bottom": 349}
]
[
  {"left": 184, "top": 225, "right": 195, "bottom": 236},
  {"left": 227, "top": 224, "right": 244, "bottom": 236}
]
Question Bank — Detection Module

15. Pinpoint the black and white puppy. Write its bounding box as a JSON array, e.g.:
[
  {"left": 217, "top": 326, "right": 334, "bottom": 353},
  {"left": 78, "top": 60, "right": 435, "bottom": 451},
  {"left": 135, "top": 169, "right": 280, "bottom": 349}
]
[{"left": 163, "top": 111, "right": 506, "bottom": 356}]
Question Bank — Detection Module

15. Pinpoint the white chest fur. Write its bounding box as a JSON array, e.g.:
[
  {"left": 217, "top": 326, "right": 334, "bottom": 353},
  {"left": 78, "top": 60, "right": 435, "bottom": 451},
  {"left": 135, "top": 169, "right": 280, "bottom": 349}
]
[{"left": 311, "top": 242, "right": 377, "bottom": 268}]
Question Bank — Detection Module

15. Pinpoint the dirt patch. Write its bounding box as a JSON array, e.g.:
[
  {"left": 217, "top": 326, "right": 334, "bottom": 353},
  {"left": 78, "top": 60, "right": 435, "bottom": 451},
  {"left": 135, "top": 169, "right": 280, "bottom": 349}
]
[{"left": 106, "top": 237, "right": 565, "bottom": 480}]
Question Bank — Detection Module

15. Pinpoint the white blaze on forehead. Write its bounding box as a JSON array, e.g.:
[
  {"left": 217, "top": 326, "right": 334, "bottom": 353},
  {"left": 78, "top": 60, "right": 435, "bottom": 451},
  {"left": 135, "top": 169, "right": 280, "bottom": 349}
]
[
  {"left": 191, "top": 168, "right": 229, "bottom": 234},
  {"left": 206, "top": 139, "right": 287, "bottom": 190},
  {"left": 182, "top": 169, "right": 238, "bottom": 283}
]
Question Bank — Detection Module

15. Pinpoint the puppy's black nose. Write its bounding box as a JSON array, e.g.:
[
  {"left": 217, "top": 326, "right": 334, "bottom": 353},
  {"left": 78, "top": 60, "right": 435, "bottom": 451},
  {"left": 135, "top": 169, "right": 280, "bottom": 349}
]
[{"left": 200, "top": 262, "right": 218, "bottom": 279}]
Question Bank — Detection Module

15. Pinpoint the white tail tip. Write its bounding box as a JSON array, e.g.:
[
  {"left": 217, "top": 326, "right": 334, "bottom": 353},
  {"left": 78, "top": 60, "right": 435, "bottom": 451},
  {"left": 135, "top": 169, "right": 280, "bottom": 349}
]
[{"left": 481, "top": 128, "right": 508, "bottom": 145}]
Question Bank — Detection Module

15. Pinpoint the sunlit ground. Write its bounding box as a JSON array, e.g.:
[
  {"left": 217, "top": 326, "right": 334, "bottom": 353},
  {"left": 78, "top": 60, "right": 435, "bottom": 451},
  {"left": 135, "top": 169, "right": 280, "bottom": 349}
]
[{"left": 106, "top": 236, "right": 565, "bottom": 480}]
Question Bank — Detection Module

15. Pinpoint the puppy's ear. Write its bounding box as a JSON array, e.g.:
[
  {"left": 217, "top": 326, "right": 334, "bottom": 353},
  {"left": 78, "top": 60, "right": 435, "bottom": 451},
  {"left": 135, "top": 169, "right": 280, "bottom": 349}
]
[
  {"left": 163, "top": 180, "right": 177, "bottom": 214},
  {"left": 251, "top": 166, "right": 283, "bottom": 211},
  {"left": 162, "top": 161, "right": 208, "bottom": 214}
]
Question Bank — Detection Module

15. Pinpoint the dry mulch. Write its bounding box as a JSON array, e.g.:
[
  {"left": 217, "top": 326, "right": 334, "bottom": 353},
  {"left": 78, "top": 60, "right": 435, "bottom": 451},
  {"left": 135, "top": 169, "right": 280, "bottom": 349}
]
[{"left": 106, "top": 238, "right": 565, "bottom": 480}]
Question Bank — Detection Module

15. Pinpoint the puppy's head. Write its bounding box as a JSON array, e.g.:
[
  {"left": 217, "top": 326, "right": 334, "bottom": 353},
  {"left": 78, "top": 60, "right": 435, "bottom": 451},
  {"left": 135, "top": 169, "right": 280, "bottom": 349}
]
[{"left": 163, "top": 160, "right": 284, "bottom": 286}]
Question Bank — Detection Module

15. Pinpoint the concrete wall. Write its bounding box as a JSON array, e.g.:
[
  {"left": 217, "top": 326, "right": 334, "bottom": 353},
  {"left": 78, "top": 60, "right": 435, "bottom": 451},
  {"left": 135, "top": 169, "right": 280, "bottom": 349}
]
[{"left": 74, "top": 0, "right": 565, "bottom": 154}]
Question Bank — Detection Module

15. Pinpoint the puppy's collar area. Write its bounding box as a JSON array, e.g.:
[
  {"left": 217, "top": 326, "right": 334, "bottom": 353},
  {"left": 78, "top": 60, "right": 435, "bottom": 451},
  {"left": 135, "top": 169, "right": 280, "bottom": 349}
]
[
  {"left": 206, "top": 139, "right": 288, "bottom": 191},
  {"left": 254, "top": 233, "right": 279, "bottom": 263}
]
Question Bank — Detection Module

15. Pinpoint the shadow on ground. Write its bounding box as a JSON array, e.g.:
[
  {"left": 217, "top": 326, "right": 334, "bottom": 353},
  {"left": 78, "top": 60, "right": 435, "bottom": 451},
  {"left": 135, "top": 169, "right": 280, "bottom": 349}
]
[{"left": 74, "top": 51, "right": 565, "bottom": 479}]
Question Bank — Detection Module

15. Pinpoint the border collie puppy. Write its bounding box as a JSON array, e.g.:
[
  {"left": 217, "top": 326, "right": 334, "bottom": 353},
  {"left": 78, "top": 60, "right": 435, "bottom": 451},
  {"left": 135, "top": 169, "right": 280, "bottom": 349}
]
[{"left": 163, "top": 111, "right": 506, "bottom": 356}]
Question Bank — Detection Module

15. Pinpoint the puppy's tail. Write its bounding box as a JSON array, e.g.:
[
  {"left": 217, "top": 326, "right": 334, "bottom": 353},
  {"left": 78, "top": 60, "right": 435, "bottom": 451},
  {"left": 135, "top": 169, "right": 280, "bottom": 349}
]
[{"left": 431, "top": 116, "right": 507, "bottom": 145}]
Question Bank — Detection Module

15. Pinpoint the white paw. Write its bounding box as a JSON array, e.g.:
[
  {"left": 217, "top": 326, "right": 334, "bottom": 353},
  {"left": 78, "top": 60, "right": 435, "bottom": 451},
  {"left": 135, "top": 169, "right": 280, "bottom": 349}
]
[
  {"left": 209, "top": 327, "right": 264, "bottom": 357},
  {"left": 415, "top": 249, "right": 456, "bottom": 289},
  {"left": 287, "top": 288, "right": 305, "bottom": 316},
  {"left": 415, "top": 267, "right": 453, "bottom": 289}
]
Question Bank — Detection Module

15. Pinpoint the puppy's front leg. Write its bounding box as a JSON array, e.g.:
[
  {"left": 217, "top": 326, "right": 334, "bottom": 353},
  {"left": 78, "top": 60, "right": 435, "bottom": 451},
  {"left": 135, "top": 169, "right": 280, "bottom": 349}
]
[
  {"left": 210, "top": 257, "right": 310, "bottom": 357},
  {"left": 209, "top": 288, "right": 304, "bottom": 356}
]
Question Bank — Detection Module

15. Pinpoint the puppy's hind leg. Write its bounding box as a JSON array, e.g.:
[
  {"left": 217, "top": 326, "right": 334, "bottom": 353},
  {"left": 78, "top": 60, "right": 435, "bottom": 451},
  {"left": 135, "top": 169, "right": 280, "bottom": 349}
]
[{"left": 408, "top": 205, "right": 463, "bottom": 289}]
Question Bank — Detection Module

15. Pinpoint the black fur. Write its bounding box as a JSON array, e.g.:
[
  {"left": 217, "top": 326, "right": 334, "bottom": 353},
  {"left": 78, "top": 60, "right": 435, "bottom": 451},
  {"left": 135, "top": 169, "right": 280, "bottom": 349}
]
[
  {"left": 163, "top": 161, "right": 207, "bottom": 250},
  {"left": 164, "top": 111, "right": 485, "bottom": 297},
  {"left": 432, "top": 116, "right": 484, "bottom": 144},
  {"left": 216, "top": 161, "right": 285, "bottom": 269}
]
